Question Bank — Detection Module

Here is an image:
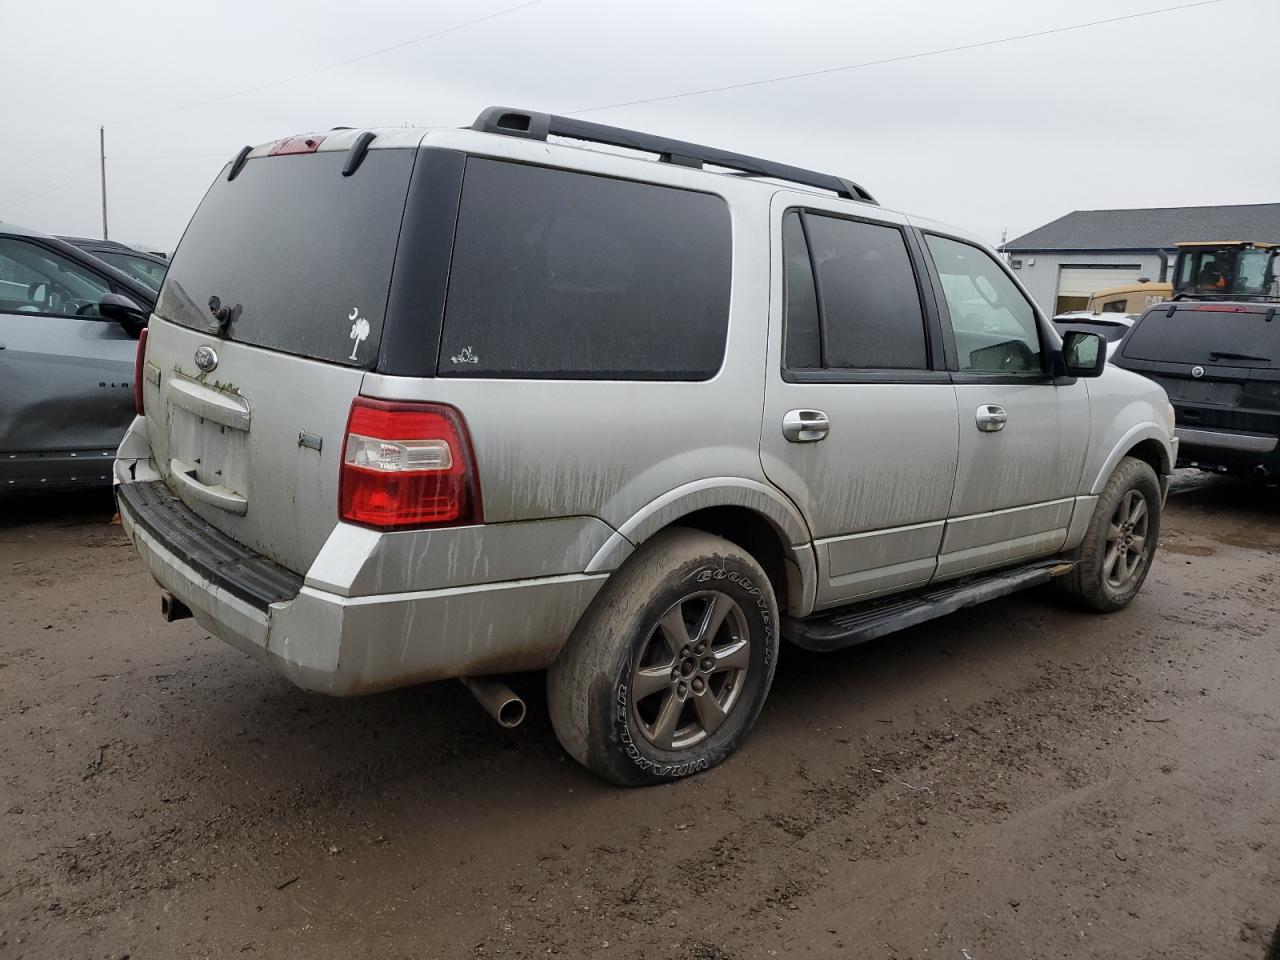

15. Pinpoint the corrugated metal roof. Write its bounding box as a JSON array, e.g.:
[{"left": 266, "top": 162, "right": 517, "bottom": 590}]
[{"left": 1005, "top": 203, "right": 1280, "bottom": 252}]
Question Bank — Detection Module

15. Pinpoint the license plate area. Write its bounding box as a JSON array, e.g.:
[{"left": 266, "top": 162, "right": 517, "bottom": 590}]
[
  {"left": 167, "top": 406, "right": 249, "bottom": 497},
  {"left": 1158, "top": 377, "right": 1243, "bottom": 405}
]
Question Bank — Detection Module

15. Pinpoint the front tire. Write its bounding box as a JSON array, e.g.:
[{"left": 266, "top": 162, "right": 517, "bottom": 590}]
[
  {"left": 1059, "top": 456, "right": 1162, "bottom": 612},
  {"left": 548, "top": 528, "right": 779, "bottom": 787}
]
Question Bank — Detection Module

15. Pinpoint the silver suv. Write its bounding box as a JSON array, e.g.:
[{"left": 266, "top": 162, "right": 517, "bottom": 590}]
[{"left": 114, "top": 108, "right": 1177, "bottom": 785}]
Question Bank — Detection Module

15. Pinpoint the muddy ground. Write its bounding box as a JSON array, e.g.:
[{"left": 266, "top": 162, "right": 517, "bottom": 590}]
[{"left": 1, "top": 472, "right": 1278, "bottom": 959}]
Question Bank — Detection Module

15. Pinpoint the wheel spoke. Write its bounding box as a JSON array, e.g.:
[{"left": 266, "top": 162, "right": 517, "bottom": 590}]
[
  {"left": 633, "top": 664, "right": 673, "bottom": 700},
  {"left": 649, "top": 691, "right": 683, "bottom": 750},
  {"left": 1130, "top": 496, "right": 1147, "bottom": 526},
  {"left": 1108, "top": 521, "right": 1123, "bottom": 541},
  {"left": 657, "top": 606, "right": 691, "bottom": 655},
  {"left": 694, "top": 593, "right": 736, "bottom": 646},
  {"left": 1121, "top": 490, "right": 1135, "bottom": 522},
  {"left": 1103, "top": 542, "right": 1120, "bottom": 581},
  {"left": 692, "top": 691, "right": 728, "bottom": 736},
  {"left": 1128, "top": 534, "right": 1145, "bottom": 554},
  {"left": 712, "top": 639, "right": 750, "bottom": 672}
]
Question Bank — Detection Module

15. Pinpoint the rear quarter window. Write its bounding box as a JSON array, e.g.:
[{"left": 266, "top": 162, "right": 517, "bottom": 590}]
[{"left": 438, "top": 159, "right": 732, "bottom": 380}]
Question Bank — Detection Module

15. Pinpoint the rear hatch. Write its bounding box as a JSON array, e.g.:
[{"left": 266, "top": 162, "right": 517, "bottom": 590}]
[
  {"left": 143, "top": 139, "right": 418, "bottom": 575},
  {"left": 1115, "top": 301, "right": 1280, "bottom": 438}
]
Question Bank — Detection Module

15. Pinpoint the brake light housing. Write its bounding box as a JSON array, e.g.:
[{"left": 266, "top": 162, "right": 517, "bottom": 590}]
[
  {"left": 133, "top": 327, "right": 149, "bottom": 415},
  {"left": 339, "top": 398, "right": 482, "bottom": 531}
]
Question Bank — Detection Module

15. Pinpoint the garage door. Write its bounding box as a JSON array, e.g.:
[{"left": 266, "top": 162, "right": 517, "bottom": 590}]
[{"left": 1057, "top": 265, "right": 1143, "bottom": 298}]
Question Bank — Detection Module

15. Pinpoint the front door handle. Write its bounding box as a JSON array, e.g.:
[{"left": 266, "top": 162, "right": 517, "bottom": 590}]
[
  {"left": 976, "top": 404, "right": 1008, "bottom": 432},
  {"left": 783, "top": 409, "right": 830, "bottom": 442}
]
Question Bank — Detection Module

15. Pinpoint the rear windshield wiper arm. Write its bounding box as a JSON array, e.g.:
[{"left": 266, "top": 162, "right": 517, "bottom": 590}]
[{"left": 1209, "top": 350, "right": 1270, "bottom": 363}]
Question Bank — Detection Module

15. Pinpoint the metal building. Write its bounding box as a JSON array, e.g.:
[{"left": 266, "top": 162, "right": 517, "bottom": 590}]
[{"left": 1004, "top": 202, "right": 1280, "bottom": 314}]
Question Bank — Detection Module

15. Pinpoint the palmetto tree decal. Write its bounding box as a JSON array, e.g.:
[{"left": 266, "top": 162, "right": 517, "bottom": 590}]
[{"left": 348, "top": 307, "right": 371, "bottom": 361}]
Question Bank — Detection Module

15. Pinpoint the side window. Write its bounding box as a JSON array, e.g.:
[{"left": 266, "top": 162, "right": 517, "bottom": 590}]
[
  {"left": 926, "top": 234, "right": 1042, "bottom": 375},
  {"left": 781, "top": 211, "right": 928, "bottom": 372},
  {"left": 782, "top": 212, "right": 821, "bottom": 369},
  {"left": 0, "top": 238, "right": 109, "bottom": 319},
  {"left": 438, "top": 160, "right": 731, "bottom": 380}
]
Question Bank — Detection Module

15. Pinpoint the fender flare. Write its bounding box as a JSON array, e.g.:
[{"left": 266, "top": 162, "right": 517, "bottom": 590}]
[
  {"left": 585, "top": 477, "right": 818, "bottom": 614},
  {"left": 1090, "top": 422, "right": 1174, "bottom": 495}
]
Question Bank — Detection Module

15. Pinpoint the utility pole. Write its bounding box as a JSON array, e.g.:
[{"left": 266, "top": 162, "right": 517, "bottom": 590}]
[{"left": 99, "top": 125, "right": 109, "bottom": 240}]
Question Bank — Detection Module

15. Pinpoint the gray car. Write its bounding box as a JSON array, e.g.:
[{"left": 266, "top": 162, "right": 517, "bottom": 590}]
[
  {"left": 114, "top": 109, "right": 1177, "bottom": 785},
  {"left": 1, "top": 223, "right": 153, "bottom": 493}
]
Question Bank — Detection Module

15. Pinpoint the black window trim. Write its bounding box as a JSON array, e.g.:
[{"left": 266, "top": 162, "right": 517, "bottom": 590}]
[
  {"left": 918, "top": 227, "right": 1061, "bottom": 386},
  {"left": 780, "top": 206, "right": 949, "bottom": 385}
]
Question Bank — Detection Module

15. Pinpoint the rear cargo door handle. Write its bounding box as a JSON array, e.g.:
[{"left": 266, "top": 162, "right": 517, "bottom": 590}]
[
  {"left": 169, "top": 458, "right": 248, "bottom": 516},
  {"left": 783, "top": 409, "right": 830, "bottom": 442},
  {"left": 976, "top": 404, "right": 1007, "bottom": 432}
]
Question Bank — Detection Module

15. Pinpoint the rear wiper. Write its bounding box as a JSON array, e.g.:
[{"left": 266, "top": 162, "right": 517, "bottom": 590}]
[{"left": 1209, "top": 350, "right": 1270, "bottom": 363}]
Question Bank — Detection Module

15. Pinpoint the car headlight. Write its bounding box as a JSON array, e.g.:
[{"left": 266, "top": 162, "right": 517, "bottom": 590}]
[{"left": 1166, "top": 401, "right": 1177, "bottom": 435}]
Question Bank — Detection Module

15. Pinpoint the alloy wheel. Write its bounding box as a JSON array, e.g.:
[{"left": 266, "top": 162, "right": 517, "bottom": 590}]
[{"left": 630, "top": 590, "right": 751, "bottom": 751}]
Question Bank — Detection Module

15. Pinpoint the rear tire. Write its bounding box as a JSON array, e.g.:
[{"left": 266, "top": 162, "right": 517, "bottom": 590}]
[
  {"left": 548, "top": 528, "right": 779, "bottom": 787},
  {"left": 1058, "top": 456, "right": 1161, "bottom": 612}
]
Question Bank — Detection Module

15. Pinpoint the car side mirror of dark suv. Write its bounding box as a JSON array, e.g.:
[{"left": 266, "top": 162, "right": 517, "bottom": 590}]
[
  {"left": 1061, "top": 330, "right": 1106, "bottom": 378},
  {"left": 99, "top": 292, "right": 148, "bottom": 337}
]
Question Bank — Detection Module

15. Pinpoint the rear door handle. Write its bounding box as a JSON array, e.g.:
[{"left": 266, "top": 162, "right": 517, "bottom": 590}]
[
  {"left": 976, "top": 404, "right": 1008, "bottom": 432},
  {"left": 783, "top": 409, "right": 830, "bottom": 442}
]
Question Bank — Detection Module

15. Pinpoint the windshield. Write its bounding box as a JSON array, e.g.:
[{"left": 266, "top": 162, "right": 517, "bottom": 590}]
[
  {"left": 99, "top": 251, "right": 167, "bottom": 292},
  {"left": 157, "top": 148, "right": 415, "bottom": 368},
  {"left": 1123, "top": 306, "right": 1277, "bottom": 367}
]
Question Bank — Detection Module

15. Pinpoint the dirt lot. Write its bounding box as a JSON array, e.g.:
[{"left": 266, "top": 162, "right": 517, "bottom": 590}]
[{"left": 1, "top": 473, "right": 1278, "bottom": 960}]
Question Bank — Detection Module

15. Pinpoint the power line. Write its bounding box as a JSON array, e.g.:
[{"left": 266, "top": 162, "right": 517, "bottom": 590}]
[
  {"left": 568, "top": 0, "right": 1224, "bottom": 115},
  {"left": 107, "top": 0, "right": 546, "bottom": 127}
]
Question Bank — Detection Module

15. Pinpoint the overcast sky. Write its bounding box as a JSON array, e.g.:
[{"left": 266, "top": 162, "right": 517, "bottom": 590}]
[{"left": 2, "top": 0, "right": 1274, "bottom": 252}]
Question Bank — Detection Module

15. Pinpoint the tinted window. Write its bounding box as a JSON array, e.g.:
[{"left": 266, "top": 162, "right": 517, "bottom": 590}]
[
  {"left": 927, "top": 234, "right": 1042, "bottom": 375},
  {"left": 782, "top": 211, "right": 821, "bottom": 369},
  {"left": 99, "top": 251, "right": 167, "bottom": 292},
  {"left": 802, "top": 214, "right": 927, "bottom": 370},
  {"left": 1122, "top": 306, "right": 1278, "bottom": 367},
  {"left": 0, "top": 238, "right": 109, "bottom": 318},
  {"left": 438, "top": 160, "right": 731, "bottom": 380},
  {"left": 157, "top": 149, "right": 415, "bottom": 368}
]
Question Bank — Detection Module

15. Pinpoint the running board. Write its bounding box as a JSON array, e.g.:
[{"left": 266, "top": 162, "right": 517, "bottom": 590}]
[{"left": 785, "top": 561, "right": 1074, "bottom": 653}]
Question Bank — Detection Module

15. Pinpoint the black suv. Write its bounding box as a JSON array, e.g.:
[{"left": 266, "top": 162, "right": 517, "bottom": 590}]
[{"left": 1114, "top": 299, "right": 1279, "bottom": 478}]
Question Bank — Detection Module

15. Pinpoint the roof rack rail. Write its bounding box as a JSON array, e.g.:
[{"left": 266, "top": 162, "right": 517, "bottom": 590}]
[{"left": 471, "top": 106, "right": 877, "bottom": 205}]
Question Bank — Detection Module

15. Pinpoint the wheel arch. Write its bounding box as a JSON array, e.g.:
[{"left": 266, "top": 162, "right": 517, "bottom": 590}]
[
  {"left": 1089, "top": 423, "right": 1173, "bottom": 495},
  {"left": 586, "top": 478, "right": 818, "bottom": 617}
]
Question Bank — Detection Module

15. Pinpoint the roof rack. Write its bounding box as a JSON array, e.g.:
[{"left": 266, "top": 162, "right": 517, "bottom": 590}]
[{"left": 471, "top": 106, "right": 877, "bottom": 205}]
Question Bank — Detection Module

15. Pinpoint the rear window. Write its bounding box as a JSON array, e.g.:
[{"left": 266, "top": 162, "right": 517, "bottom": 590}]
[
  {"left": 1122, "top": 306, "right": 1278, "bottom": 367},
  {"left": 438, "top": 159, "right": 731, "bottom": 380},
  {"left": 156, "top": 149, "right": 415, "bottom": 368}
]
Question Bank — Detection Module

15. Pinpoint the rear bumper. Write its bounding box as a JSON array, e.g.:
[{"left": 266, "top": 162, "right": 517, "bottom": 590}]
[
  {"left": 117, "top": 478, "right": 608, "bottom": 695},
  {"left": 1175, "top": 426, "right": 1280, "bottom": 474}
]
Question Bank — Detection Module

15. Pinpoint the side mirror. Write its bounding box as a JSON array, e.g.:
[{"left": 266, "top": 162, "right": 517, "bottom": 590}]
[
  {"left": 99, "top": 292, "right": 148, "bottom": 337},
  {"left": 1061, "top": 330, "right": 1106, "bottom": 378}
]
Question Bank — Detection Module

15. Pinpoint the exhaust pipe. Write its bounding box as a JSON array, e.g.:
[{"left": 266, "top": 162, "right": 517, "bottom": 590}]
[
  {"left": 461, "top": 676, "right": 526, "bottom": 728},
  {"left": 161, "top": 592, "right": 192, "bottom": 622},
  {"left": 1255, "top": 465, "right": 1271, "bottom": 479}
]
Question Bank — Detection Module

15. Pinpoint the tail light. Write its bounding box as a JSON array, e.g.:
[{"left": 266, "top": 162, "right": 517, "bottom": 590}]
[
  {"left": 133, "top": 327, "right": 149, "bottom": 415},
  {"left": 339, "top": 398, "right": 482, "bottom": 530}
]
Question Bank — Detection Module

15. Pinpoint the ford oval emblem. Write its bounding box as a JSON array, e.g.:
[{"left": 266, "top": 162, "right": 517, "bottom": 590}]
[
  {"left": 194, "top": 345, "right": 219, "bottom": 373},
  {"left": 1191, "top": 365, "right": 1205, "bottom": 379}
]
